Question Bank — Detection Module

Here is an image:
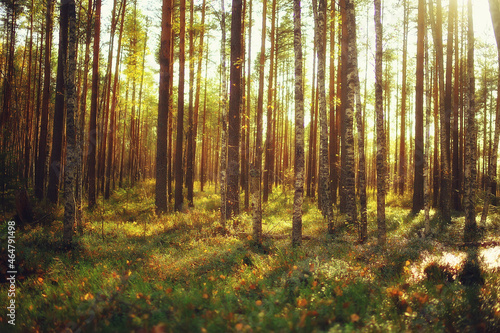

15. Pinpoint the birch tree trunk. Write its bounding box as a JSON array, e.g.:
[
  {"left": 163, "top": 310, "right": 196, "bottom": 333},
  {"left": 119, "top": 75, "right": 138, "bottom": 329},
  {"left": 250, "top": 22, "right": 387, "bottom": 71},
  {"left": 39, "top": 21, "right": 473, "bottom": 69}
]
[
  {"left": 343, "top": 0, "right": 357, "bottom": 226},
  {"left": 292, "top": 0, "right": 304, "bottom": 246},
  {"left": 315, "top": 0, "right": 333, "bottom": 226}
]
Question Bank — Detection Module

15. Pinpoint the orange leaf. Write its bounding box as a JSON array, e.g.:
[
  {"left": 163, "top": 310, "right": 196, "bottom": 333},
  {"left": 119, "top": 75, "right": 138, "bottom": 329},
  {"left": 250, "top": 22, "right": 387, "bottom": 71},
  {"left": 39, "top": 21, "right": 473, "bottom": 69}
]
[
  {"left": 297, "top": 298, "right": 308, "bottom": 307},
  {"left": 202, "top": 293, "right": 209, "bottom": 299},
  {"left": 255, "top": 300, "right": 262, "bottom": 306},
  {"left": 235, "top": 323, "right": 244, "bottom": 331},
  {"left": 350, "top": 313, "right": 360, "bottom": 322},
  {"left": 38, "top": 277, "right": 44, "bottom": 284},
  {"left": 152, "top": 323, "right": 167, "bottom": 333}
]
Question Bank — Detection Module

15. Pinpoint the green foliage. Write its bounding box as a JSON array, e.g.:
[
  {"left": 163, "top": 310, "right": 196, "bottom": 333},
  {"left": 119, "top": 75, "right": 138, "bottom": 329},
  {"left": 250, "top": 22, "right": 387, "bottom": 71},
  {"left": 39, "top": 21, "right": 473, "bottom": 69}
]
[{"left": 1, "top": 183, "right": 499, "bottom": 332}]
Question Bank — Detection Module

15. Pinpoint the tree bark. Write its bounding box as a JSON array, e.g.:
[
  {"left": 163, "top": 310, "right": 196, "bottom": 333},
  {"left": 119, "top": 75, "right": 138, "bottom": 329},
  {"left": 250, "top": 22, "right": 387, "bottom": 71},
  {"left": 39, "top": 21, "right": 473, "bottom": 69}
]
[
  {"left": 175, "top": 0, "right": 187, "bottom": 212},
  {"left": 315, "top": 0, "right": 333, "bottom": 226},
  {"left": 413, "top": 0, "right": 426, "bottom": 214},
  {"left": 35, "top": 0, "right": 54, "bottom": 201},
  {"left": 374, "top": 0, "right": 386, "bottom": 246},
  {"left": 219, "top": 0, "right": 228, "bottom": 225},
  {"left": 292, "top": 0, "right": 304, "bottom": 246},
  {"left": 63, "top": 0, "right": 77, "bottom": 247},
  {"left": 463, "top": 0, "right": 477, "bottom": 242},
  {"left": 156, "top": 0, "right": 172, "bottom": 213},
  {"left": 87, "top": 0, "right": 101, "bottom": 209},
  {"left": 343, "top": 0, "right": 357, "bottom": 226},
  {"left": 251, "top": 0, "right": 267, "bottom": 241},
  {"left": 226, "top": 0, "right": 242, "bottom": 218},
  {"left": 263, "top": 0, "right": 277, "bottom": 203},
  {"left": 47, "top": 2, "right": 69, "bottom": 204}
]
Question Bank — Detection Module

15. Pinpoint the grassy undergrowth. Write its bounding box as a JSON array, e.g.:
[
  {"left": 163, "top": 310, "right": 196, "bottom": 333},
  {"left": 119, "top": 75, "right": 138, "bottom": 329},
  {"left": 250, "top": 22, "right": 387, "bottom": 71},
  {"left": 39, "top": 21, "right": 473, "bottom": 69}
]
[{"left": 1, "top": 180, "right": 500, "bottom": 332}]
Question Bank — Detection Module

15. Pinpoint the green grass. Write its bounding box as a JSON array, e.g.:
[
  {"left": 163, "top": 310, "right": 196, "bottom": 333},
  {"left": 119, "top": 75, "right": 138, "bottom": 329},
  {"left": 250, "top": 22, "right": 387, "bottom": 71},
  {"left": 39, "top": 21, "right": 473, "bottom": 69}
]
[{"left": 1, "top": 180, "right": 500, "bottom": 332}]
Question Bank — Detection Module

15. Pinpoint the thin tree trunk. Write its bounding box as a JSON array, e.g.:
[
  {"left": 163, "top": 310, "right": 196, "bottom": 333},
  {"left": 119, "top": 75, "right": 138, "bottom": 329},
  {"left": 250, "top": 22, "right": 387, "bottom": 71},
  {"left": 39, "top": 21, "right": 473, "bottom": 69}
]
[
  {"left": 35, "top": 0, "right": 54, "bottom": 201},
  {"left": 343, "top": 0, "right": 357, "bottom": 226},
  {"left": 186, "top": 0, "right": 196, "bottom": 207},
  {"left": 292, "top": 0, "right": 304, "bottom": 246},
  {"left": 374, "top": 0, "right": 386, "bottom": 246},
  {"left": 463, "top": 0, "right": 477, "bottom": 242},
  {"left": 263, "top": 0, "right": 277, "bottom": 203},
  {"left": 156, "top": 0, "right": 172, "bottom": 213},
  {"left": 219, "top": 0, "right": 228, "bottom": 224},
  {"left": 252, "top": 0, "right": 267, "bottom": 242},
  {"left": 47, "top": 1, "right": 69, "bottom": 204},
  {"left": 175, "top": 0, "right": 187, "bottom": 212},
  {"left": 63, "top": 0, "right": 77, "bottom": 247},
  {"left": 87, "top": 0, "right": 101, "bottom": 208},
  {"left": 398, "top": 0, "right": 408, "bottom": 195},
  {"left": 314, "top": 0, "right": 333, "bottom": 226},
  {"left": 227, "top": 0, "right": 242, "bottom": 218}
]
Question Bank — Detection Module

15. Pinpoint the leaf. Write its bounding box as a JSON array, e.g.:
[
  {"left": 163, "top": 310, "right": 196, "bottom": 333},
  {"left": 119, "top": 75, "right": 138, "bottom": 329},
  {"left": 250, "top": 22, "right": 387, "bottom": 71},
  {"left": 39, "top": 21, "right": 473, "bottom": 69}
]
[
  {"left": 152, "top": 323, "right": 167, "bottom": 333},
  {"left": 350, "top": 313, "right": 360, "bottom": 322},
  {"left": 235, "top": 323, "right": 244, "bottom": 331},
  {"left": 436, "top": 284, "right": 444, "bottom": 293},
  {"left": 297, "top": 298, "right": 308, "bottom": 307},
  {"left": 255, "top": 300, "right": 262, "bottom": 306}
]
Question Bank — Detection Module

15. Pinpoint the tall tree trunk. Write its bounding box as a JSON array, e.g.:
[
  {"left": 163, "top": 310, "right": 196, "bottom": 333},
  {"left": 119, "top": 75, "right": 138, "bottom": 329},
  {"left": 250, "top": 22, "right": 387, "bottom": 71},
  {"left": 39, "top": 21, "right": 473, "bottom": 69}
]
[
  {"left": 220, "top": 0, "right": 228, "bottom": 225},
  {"left": 76, "top": 0, "right": 93, "bottom": 228},
  {"left": 186, "top": 0, "right": 196, "bottom": 207},
  {"left": 339, "top": 0, "right": 348, "bottom": 213},
  {"left": 374, "top": 0, "right": 386, "bottom": 245},
  {"left": 329, "top": 0, "right": 337, "bottom": 205},
  {"left": 463, "top": 0, "right": 477, "bottom": 242},
  {"left": 35, "top": 0, "right": 54, "bottom": 201},
  {"left": 451, "top": 0, "right": 462, "bottom": 211},
  {"left": 47, "top": 1, "right": 70, "bottom": 204},
  {"left": 227, "top": 0, "right": 242, "bottom": 218},
  {"left": 315, "top": 0, "right": 333, "bottom": 225},
  {"left": 429, "top": 0, "right": 450, "bottom": 222},
  {"left": 292, "top": 0, "right": 304, "bottom": 246},
  {"left": 343, "top": 0, "right": 357, "bottom": 226},
  {"left": 87, "top": 0, "right": 101, "bottom": 208},
  {"left": 480, "top": 0, "right": 500, "bottom": 226},
  {"left": 63, "top": 0, "right": 77, "bottom": 247},
  {"left": 398, "top": 0, "right": 408, "bottom": 195},
  {"left": 194, "top": 0, "right": 207, "bottom": 194},
  {"left": 175, "top": 0, "right": 186, "bottom": 212},
  {"left": 413, "top": 0, "right": 426, "bottom": 214},
  {"left": 23, "top": 0, "right": 35, "bottom": 185},
  {"left": 156, "top": 0, "right": 172, "bottom": 213},
  {"left": 353, "top": 19, "right": 366, "bottom": 242},
  {"left": 263, "top": 0, "right": 276, "bottom": 203},
  {"left": 244, "top": 0, "right": 252, "bottom": 210},
  {"left": 251, "top": 0, "right": 266, "bottom": 241},
  {"left": 106, "top": 0, "right": 127, "bottom": 200},
  {"left": 424, "top": 10, "right": 431, "bottom": 235}
]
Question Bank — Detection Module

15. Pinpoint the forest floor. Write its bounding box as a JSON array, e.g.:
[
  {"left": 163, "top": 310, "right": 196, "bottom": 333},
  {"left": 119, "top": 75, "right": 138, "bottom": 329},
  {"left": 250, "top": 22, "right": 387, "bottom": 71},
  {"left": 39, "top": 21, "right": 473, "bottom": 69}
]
[{"left": 1, "top": 180, "right": 500, "bottom": 332}]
